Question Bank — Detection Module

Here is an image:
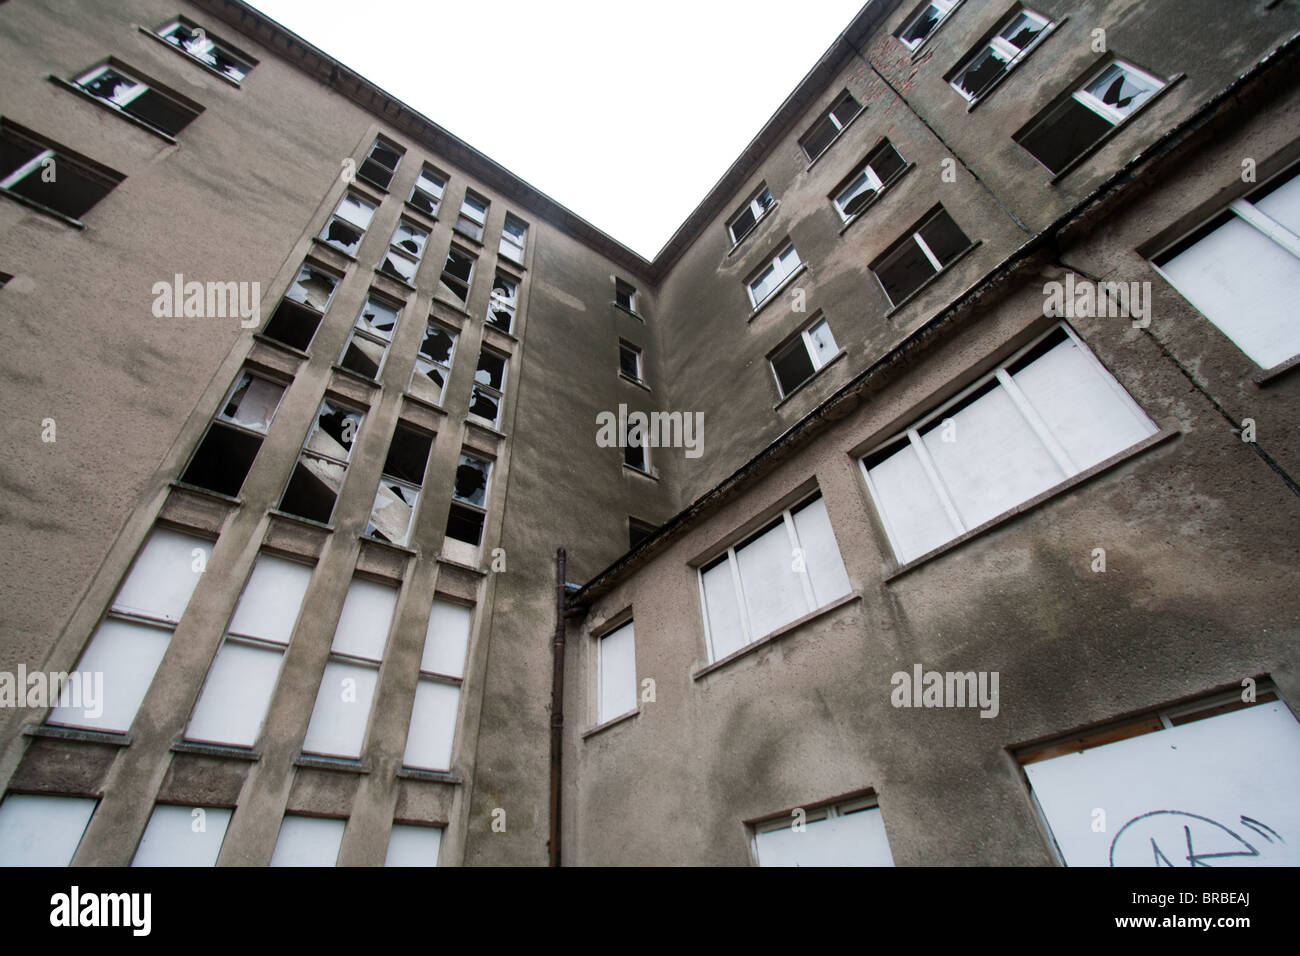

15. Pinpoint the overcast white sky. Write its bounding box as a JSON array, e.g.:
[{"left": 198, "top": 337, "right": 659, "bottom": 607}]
[{"left": 246, "top": 0, "right": 866, "bottom": 259}]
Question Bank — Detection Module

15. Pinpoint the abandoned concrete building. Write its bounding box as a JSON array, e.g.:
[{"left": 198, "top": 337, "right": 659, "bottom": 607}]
[{"left": 1, "top": 0, "right": 1298, "bottom": 868}]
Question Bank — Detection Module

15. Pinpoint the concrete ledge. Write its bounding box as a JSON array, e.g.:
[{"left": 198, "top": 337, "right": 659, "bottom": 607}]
[
  {"left": 26, "top": 724, "right": 130, "bottom": 746},
  {"left": 581, "top": 708, "right": 639, "bottom": 740},
  {"left": 295, "top": 754, "right": 370, "bottom": 774},
  {"left": 172, "top": 740, "right": 260, "bottom": 761},
  {"left": 692, "top": 591, "right": 862, "bottom": 680},
  {"left": 396, "top": 767, "right": 462, "bottom": 784}
]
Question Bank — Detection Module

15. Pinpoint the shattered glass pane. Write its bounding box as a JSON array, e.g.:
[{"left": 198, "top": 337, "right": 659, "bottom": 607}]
[
  {"left": 773, "top": 339, "right": 816, "bottom": 396},
  {"left": 285, "top": 265, "right": 337, "bottom": 312},
  {"left": 414, "top": 170, "right": 445, "bottom": 204},
  {"left": 392, "top": 221, "right": 428, "bottom": 258},
  {"left": 474, "top": 351, "right": 506, "bottom": 390},
  {"left": 453, "top": 455, "right": 490, "bottom": 507},
  {"left": 381, "top": 252, "right": 418, "bottom": 283},
  {"left": 756, "top": 187, "right": 775, "bottom": 211},
  {"left": 411, "top": 359, "right": 445, "bottom": 404},
  {"left": 370, "top": 142, "right": 401, "bottom": 172},
  {"left": 305, "top": 402, "right": 362, "bottom": 461},
  {"left": 1001, "top": 12, "right": 1047, "bottom": 51},
  {"left": 807, "top": 320, "right": 837, "bottom": 364},
  {"left": 1085, "top": 64, "right": 1159, "bottom": 117},
  {"left": 830, "top": 93, "right": 860, "bottom": 127},
  {"left": 357, "top": 298, "right": 399, "bottom": 339},
  {"left": 488, "top": 304, "right": 513, "bottom": 332},
  {"left": 870, "top": 141, "right": 906, "bottom": 182},
  {"left": 836, "top": 168, "right": 881, "bottom": 218},
  {"left": 420, "top": 325, "right": 455, "bottom": 364},
  {"left": 902, "top": 5, "right": 941, "bottom": 46},
  {"left": 956, "top": 46, "right": 1009, "bottom": 100},
  {"left": 440, "top": 251, "right": 474, "bottom": 303},
  {"left": 80, "top": 69, "right": 140, "bottom": 107},
  {"left": 322, "top": 218, "right": 364, "bottom": 255},
  {"left": 469, "top": 387, "right": 500, "bottom": 423},
  {"left": 367, "top": 482, "right": 418, "bottom": 545},
  {"left": 340, "top": 334, "right": 386, "bottom": 379},
  {"left": 161, "top": 22, "right": 250, "bottom": 81},
  {"left": 337, "top": 194, "right": 375, "bottom": 229},
  {"left": 220, "top": 372, "right": 283, "bottom": 432},
  {"left": 280, "top": 456, "right": 343, "bottom": 523},
  {"left": 1019, "top": 99, "right": 1113, "bottom": 173},
  {"left": 382, "top": 426, "right": 432, "bottom": 484}
]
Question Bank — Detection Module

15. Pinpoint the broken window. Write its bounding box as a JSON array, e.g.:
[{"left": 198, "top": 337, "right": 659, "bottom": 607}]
[
  {"left": 410, "top": 319, "right": 457, "bottom": 406},
  {"left": 469, "top": 347, "right": 508, "bottom": 427},
  {"left": 871, "top": 207, "right": 970, "bottom": 305},
  {"left": 408, "top": 165, "right": 446, "bottom": 217},
  {"left": 0, "top": 119, "right": 123, "bottom": 221},
  {"left": 181, "top": 369, "right": 286, "bottom": 496},
  {"left": 156, "top": 18, "right": 254, "bottom": 83},
  {"left": 499, "top": 213, "right": 527, "bottom": 265},
  {"left": 358, "top": 137, "right": 402, "bottom": 190},
  {"left": 339, "top": 293, "right": 401, "bottom": 380},
  {"left": 727, "top": 184, "right": 776, "bottom": 246},
  {"left": 279, "top": 399, "right": 364, "bottom": 524},
  {"left": 896, "top": 0, "right": 960, "bottom": 52},
  {"left": 439, "top": 246, "right": 475, "bottom": 306},
  {"left": 404, "top": 600, "right": 472, "bottom": 772},
  {"left": 615, "top": 278, "right": 638, "bottom": 313},
  {"left": 379, "top": 218, "right": 428, "bottom": 284},
  {"left": 798, "top": 90, "right": 863, "bottom": 163},
  {"left": 318, "top": 191, "right": 375, "bottom": 257},
  {"left": 262, "top": 262, "right": 341, "bottom": 351},
  {"left": 832, "top": 140, "right": 906, "bottom": 222},
  {"left": 366, "top": 424, "right": 433, "bottom": 546},
  {"left": 770, "top": 317, "right": 838, "bottom": 397},
  {"left": 1015, "top": 59, "right": 1165, "bottom": 174},
  {"left": 747, "top": 242, "right": 801, "bottom": 308},
  {"left": 72, "top": 63, "right": 201, "bottom": 136},
  {"left": 949, "top": 8, "right": 1052, "bottom": 103},
  {"left": 445, "top": 452, "right": 492, "bottom": 546},
  {"left": 618, "top": 341, "right": 643, "bottom": 382},
  {"left": 487, "top": 273, "right": 518, "bottom": 332},
  {"left": 456, "top": 191, "right": 489, "bottom": 242},
  {"left": 624, "top": 428, "right": 648, "bottom": 473},
  {"left": 628, "top": 518, "right": 656, "bottom": 550}
]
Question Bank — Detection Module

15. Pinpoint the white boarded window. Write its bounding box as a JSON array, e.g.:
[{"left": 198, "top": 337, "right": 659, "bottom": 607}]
[
  {"left": 862, "top": 324, "right": 1157, "bottom": 564},
  {"left": 0, "top": 794, "right": 97, "bottom": 866},
  {"left": 48, "top": 527, "right": 212, "bottom": 732},
  {"left": 132, "top": 805, "right": 232, "bottom": 867},
  {"left": 302, "top": 577, "right": 398, "bottom": 759},
  {"left": 403, "top": 599, "right": 472, "bottom": 771},
  {"left": 186, "top": 555, "right": 313, "bottom": 747},
  {"left": 753, "top": 796, "right": 894, "bottom": 867},
  {"left": 1021, "top": 687, "right": 1300, "bottom": 867},
  {"left": 270, "top": 815, "right": 346, "bottom": 867},
  {"left": 597, "top": 621, "right": 636, "bottom": 724},
  {"left": 385, "top": 824, "right": 443, "bottom": 866}
]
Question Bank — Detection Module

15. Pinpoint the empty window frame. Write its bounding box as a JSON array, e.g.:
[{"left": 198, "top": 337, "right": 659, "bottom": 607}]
[
  {"left": 0, "top": 120, "right": 123, "bottom": 221},
  {"left": 1152, "top": 164, "right": 1300, "bottom": 370},
  {"left": 181, "top": 369, "right": 286, "bottom": 496},
  {"left": 487, "top": 272, "right": 518, "bottom": 333},
  {"left": 410, "top": 320, "right": 456, "bottom": 406},
  {"left": 279, "top": 400, "right": 365, "bottom": 524},
  {"left": 770, "top": 317, "right": 838, "bottom": 398},
  {"left": 596, "top": 620, "right": 636, "bottom": 725},
  {"left": 1015, "top": 59, "right": 1166, "bottom": 175},
  {"left": 48, "top": 527, "right": 213, "bottom": 733},
  {"left": 832, "top": 140, "right": 907, "bottom": 223},
  {"left": 379, "top": 218, "right": 429, "bottom": 284},
  {"left": 752, "top": 795, "right": 894, "bottom": 867},
  {"left": 445, "top": 452, "right": 492, "bottom": 547},
  {"left": 385, "top": 824, "right": 443, "bottom": 867},
  {"left": 439, "top": 246, "right": 476, "bottom": 307},
  {"left": 469, "top": 347, "right": 508, "bottom": 427},
  {"left": 403, "top": 599, "right": 472, "bottom": 771},
  {"left": 615, "top": 278, "right": 638, "bottom": 313},
  {"left": 499, "top": 213, "right": 527, "bottom": 265},
  {"left": 270, "top": 815, "right": 346, "bottom": 867},
  {"left": 619, "top": 341, "right": 643, "bottom": 383},
  {"left": 366, "top": 424, "right": 434, "bottom": 546},
  {"left": 357, "top": 138, "right": 402, "bottom": 190},
  {"left": 456, "top": 191, "right": 489, "bottom": 242},
  {"left": 799, "top": 90, "right": 863, "bottom": 162},
  {"left": 727, "top": 184, "right": 776, "bottom": 246},
  {"left": 897, "top": 0, "right": 961, "bottom": 52},
  {"left": 408, "top": 165, "right": 446, "bottom": 218},
  {"left": 698, "top": 492, "right": 851, "bottom": 662},
  {"left": 338, "top": 293, "right": 402, "bottom": 381},
  {"left": 302, "top": 577, "right": 399, "bottom": 759},
  {"left": 71, "top": 62, "right": 201, "bottom": 136},
  {"left": 319, "top": 192, "right": 376, "bottom": 257},
  {"left": 624, "top": 425, "right": 649, "bottom": 473},
  {"left": 0, "top": 795, "right": 97, "bottom": 867},
  {"left": 262, "top": 261, "right": 341, "bottom": 351},
  {"left": 948, "top": 7, "right": 1052, "bottom": 103},
  {"left": 132, "top": 804, "right": 233, "bottom": 867},
  {"left": 184, "top": 554, "right": 314, "bottom": 747},
  {"left": 155, "top": 18, "right": 253, "bottom": 83},
  {"left": 871, "top": 206, "right": 971, "bottom": 306},
  {"left": 628, "top": 518, "right": 656, "bottom": 550},
  {"left": 746, "top": 242, "right": 802, "bottom": 309},
  {"left": 861, "top": 324, "right": 1158, "bottom": 565}
]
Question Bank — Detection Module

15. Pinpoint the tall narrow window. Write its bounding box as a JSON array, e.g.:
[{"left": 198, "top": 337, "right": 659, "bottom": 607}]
[
  {"left": 339, "top": 293, "right": 401, "bottom": 380},
  {"left": 770, "top": 317, "right": 838, "bottom": 397},
  {"left": 871, "top": 206, "right": 971, "bottom": 305},
  {"left": 487, "top": 273, "right": 518, "bottom": 332},
  {"left": 379, "top": 218, "right": 428, "bottom": 284},
  {"left": 798, "top": 91, "right": 863, "bottom": 162},
  {"left": 410, "top": 320, "right": 456, "bottom": 406},
  {"left": 0, "top": 120, "right": 123, "bottom": 221},
  {"left": 727, "top": 184, "right": 775, "bottom": 246},
  {"left": 270, "top": 815, "right": 346, "bottom": 867},
  {"left": 949, "top": 7, "right": 1052, "bottom": 103},
  {"left": 439, "top": 247, "right": 475, "bottom": 307},
  {"left": 319, "top": 192, "right": 376, "bottom": 257},
  {"left": 262, "top": 262, "right": 341, "bottom": 352},
  {"left": 408, "top": 165, "right": 446, "bottom": 217},
  {"left": 367, "top": 424, "right": 434, "bottom": 546},
  {"left": 597, "top": 621, "right": 636, "bottom": 724},
  {"left": 156, "top": 18, "right": 254, "bottom": 83},
  {"left": 357, "top": 138, "right": 402, "bottom": 190},
  {"left": 615, "top": 279, "right": 638, "bottom": 313},
  {"left": 279, "top": 400, "right": 364, "bottom": 524},
  {"left": 896, "top": 0, "right": 960, "bottom": 51},
  {"left": 182, "top": 369, "right": 286, "bottom": 496},
  {"left": 132, "top": 805, "right": 232, "bottom": 867},
  {"left": 619, "top": 341, "right": 643, "bottom": 383},
  {"left": 0, "top": 795, "right": 97, "bottom": 866},
  {"left": 404, "top": 599, "right": 472, "bottom": 771},
  {"left": 72, "top": 62, "right": 201, "bottom": 136},
  {"left": 445, "top": 452, "right": 492, "bottom": 548},
  {"left": 832, "top": 140, "right": 907, "bottom": 222},
  {"left": 624, "top": 427, "right": 649, "bottom": 473},
  {"left": 469, "top": 347, "right": 507, "bottom": 427},
  {"left": 746, "top": 242, "right": 802, "bottom": 308},
  {"left": 499, "top": 214, "right": 527, "bottom": 265},
  {"left": 456, "top": 191, "right": 489, "bottom": 242}
]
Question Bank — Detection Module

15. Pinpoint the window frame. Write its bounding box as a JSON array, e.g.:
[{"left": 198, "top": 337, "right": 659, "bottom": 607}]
[
  {"left": 947, "top": 7, "right": 1054, "bottom": 105},
  {"left": 726, "top": 183, "right": 776, "bottom": 247},
  {"left": 750, "top": 793, "right": 892, "bottom": 867},
  {"left": 831, "top": 139, "right": 908, "bottom": 225},
  {"left": 261, "top": 260, "right": 343, "bottom": 352},
  {"left": 408, "top": 165, "right": 447, "bottom": 219},
  {"left": 798, "top": 90, "right": 863, "bottom": 164},
  {"left": 746, "top": 241, "right": 803, "bottom": 310},
  {"left": 357, "top": 137, "right": 403, "bottom": 191},
  {"left": 487, "top": 272, "right": 518, "bottom": 333},
  {"left": 618, "top": 340, "right": 644, "bottom": 384},
  {"left": 456, "top": 190, "right": 490, "bottom": 242},
  {"left": 469, "top": 346, "right": 509, "bottom": 428},
  {"left": 338, "top": 292, "right": 402, "bottom": 382},
  {"left": 318, "top": 190, "right": 377, "bottom": 258},
  {"left": 896, "top": 0, "right": 962, "bottom": 53},
  {"left": 70, "top": 61, "right": 202, "bottom": 137},
  {"left": 499, "top": 213, "right": 527, "bottom": 265},
  {"left": 615, "top": 278, "right": 638, "bottom": 314},
  {"left": 378, "top": 217, "right": 429, "bottom": 285},
  {"left": 446, "top": 451, "right": 493, "bottom": 547},
  {"left": 769, "top": 316, "right": 839, "bottom": 398},
  {"left": 439, "top": 245, "right": 476, "bottom": 308},
  {"left": 402, "top": 599, "right": 474, "bottom": 772},
  {"left": 595, "top": 619, "right": 637, "bottom": 725},
  {"left": 410, "top": 319, "right": 457, "bottom": 406},
  {"left": 153, "top": 17, "right": 256, "bottom": 84},
  {"left": 181, "top": 368, "right": 287, "bottom": 496},
  {"left": 870, "top": 205, "right": 972, "bottom": 307},
  {"left": 366, "top": 423, "right": 433, "bottom": 547},
  {"left": 277, "top": 398, "right": 366, "bottom": 525},
  {"left": 0, "top": 118, "right": 124, "bottom": 224}
]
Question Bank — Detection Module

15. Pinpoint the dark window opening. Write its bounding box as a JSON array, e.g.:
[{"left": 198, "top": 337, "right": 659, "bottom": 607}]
[
  {"left": 615, "top": 279, "right": 637, "bottom": 312},
  {"left": 619, "top": 342, "right": 641, "bottom": 381},
  {"left": 872, "top": 208, "right": 970, "bottom": 305},
  {"left": 181, "top": 423, "right": 261, "bottom": 496},
  {"left": 358, "top": 139, "right": 401, "bottom": 189},
  {"left": 446, "top": 504, "right": 484, "bottom": 545},
  {"left": 279, "top": 459, "right": 340, "bottom": 524},
  {"left": 799, "top": 91, "right": 862, "bottom": 162},
  {"left": 440, "top": 249, "right": 474, "bottom": 305},
  {"left": 263, "top": 300, "right": 322, "bottom": 351},
  {"left": 0, "top": 122, "right": 122, "bottom": 220},
  {"left": 382, "top": 425, "right": 433, "bottom": 485},
  {"left": 1016, "top": 98, "right": 1113, "bottom": 174},
  {"left": 629, "top": 518, "right": 656, "bottom": 550},
  {"left": 772, "top": 339, "right": 816, "bottom": 395}
]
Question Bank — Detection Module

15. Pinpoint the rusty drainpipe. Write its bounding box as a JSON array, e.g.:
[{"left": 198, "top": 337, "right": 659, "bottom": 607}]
[{"left": 548, "top": 547, "right": 567, "bottom": 867}]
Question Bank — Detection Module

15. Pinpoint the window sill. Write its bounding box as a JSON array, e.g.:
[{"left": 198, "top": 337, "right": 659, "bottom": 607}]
[
  {"left": 748, "top": 263, "right": 809, "bottom": 323},
  {"left": 168, "top": 479, "right": 243, "bottom": 507},
  {"left": 958, "top": 18, "right": 1068, "bottom": 115},
  {"left": 360, "top": 533, "right": 418, "bottom": 557},
  {"left": 725, "top": 201, "right": 781, "bottom": 258},
  {"left": 432, "top": 294, "right": 472, "bottom": 316},
  {"left": 397, "top": 767, "right": 462, "bottom": 784},
  {"left": 402, "top": 201, "right": 438, "bottom": 228},
  {"left": 484, "top": 324, "right": 520, "bottom": 344},
  {"left": 267, "top": 508, "right": 336, "bottom": 533},
  {"left": 309, "top": 235, "right": 358, "bottom": 262},
  {"left": 330, "top": 363, "right": 381, "bottom": 389},
  {"left": 883, "top": 241, "right": 982, "bottom": 318},
  {"left": 436, "top": 554, "right": 489, "bottom": 576},
  {"left": 612, "top": 302, "right": 643, "bottom": 321},
  {"left": 1252, "top": 353, "right": 1300, "bottom": 386},
  {"left": 804, "top": 108, "right": 867, "bottom": 172},
  {"left": 28, "top": 725, "right": 131, "bottom": 746},
  {"left": 295, "top": 754, "right": 370, "bottom": 774},
  {"left": 173, "top": 740, "right": 260, "bottom": 761},
  {"left": 692, "top": 591, "right": 861, "bottom": 680},
  {"left": 582, "top": 708, "right": 639, "bottom": 740},
  {"left": 452, "top": 229, "right": 485, "bottom": 249},
  {"left": 354, "top": 173, "right": 390, "bottom": 194},
  {"left": 883, "top": 425, "right": 1180, "bottom": 582},
  {"left": 837, "top": 164, "right": 915, "bottom": 235},
  {"left": 48, "top": 77, "right": 181, "bottom": 144},
  {"left": 466, "top": 416, "right": 507, "bottom": 438},
  {"left": 498, "top": 255, "right": 526, "bottom": 273},
  {"left": 0, "top": 187, "right": 86, "bottom": 229},
  {"left": 619, "top": 372, "right": 651, "bottom": 392},
  {"left": 251, "top": 333, "right": 310, "bottom": 361},
  {"left": 622, "top": 463, "right": 659, "bottom": 481},
  {"left": 774, "top": 349, "right": 847, "bottom": 409},
  {"left": 374, "top": 269, "right": 418, "bottom": 294},
  {"left": 401, "top": 390, "right": 449, "bottom": 415},
  {"left": 138, "top": 27, "right": 247, "bottom": 89}
]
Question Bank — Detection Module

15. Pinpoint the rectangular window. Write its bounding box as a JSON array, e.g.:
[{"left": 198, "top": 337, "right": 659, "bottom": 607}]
[
  {"left": 624, "top": 426, "right": 649, "bottom": 473},
  {"left": 410, "top": 320, "right": 456, "bottom": 406},
  {"left": 949, "top": 7, "right": 1052, "bottom": 103},
  {"left": 487, "top": 272, "right": 518, "bottom": 333},
  {"left": 618, "top": 341, "right": 643, "bottom": 383},
  {"left": 262, "top": 261, "right": 341, "bottom": 352},
  {"left": 456, "top": 191, "right": 489, "bottom": 242},
  {"left": 832, "top": 140, "right": 907, "bottom": 222},
  {"left": 279, "top": 400, "right": 364, "bottom": 524},
  {"left": 871, "top": 206, "right": 970, "bottom": 305},
  {"left": 727, "top": 184, "right": 775, "bottom": 246},
  {"left": 403, "top": 599, "right": 472, "bottom": 771},
  {"left": 615, "top": 278, "right": 638, "bottom": 313},
  {"left": 1152, "top": 165, "right": 1300, "bottom": 370},
  {"left": 770, "top": 317, "right": 838, "bottom": 397},
  {"left": 746, "top": 242, "right": 801, "bottom": 309},
  {"left": 752, "top": 796, "right": 894, "bottom": 867},
  {"left": 629, "top": 518, "right": 656, "bottom": 550},
  {"left": 338, "top": 293, "right": 401, "bottom": 381},
  {"left": 302, "top": 577, "right": 399, "bottom": 759},
  {"left": 439, "top": 246, "right": 475, "bottom": 307},
  {"left": 185, "top": 554, "right": 314, "bottom": 747},
  {"left": 445, "top": 452, "right": 491, "bottom": 547},
  {"left": 270, "top": 815, "right": 346, "bottom": 867},
  {"left": 1015, "top": 59, "right": 1165, "bottom": 174},
  {"left": 319, "top": 192, "right": 376, "bottom": 257},
  {"left": 156, "top": 18, "right": 253, "bottom": 83},
  {"left": 861, "top": 324, "right": 1158, "bottom": 565},
  {"left": 182, "top": 369, "right": 286, "bottom": 496},
  {"left": 385, "top": 824, "right": 443, "bottom": 866},
  {"left": 408, "top": 165, "right": 446, "bottom": 218},
  {"left": 698, "top": 492, "right": 851, "bottom": 662},
  {"left": 72, "top": 62, "right": 201, "bottom": 136},
  {"left": 366, "top": 424, "right": 434, "bottom": 546},
  {"left": 379, "top": 218, "right": 428, "bottom": 284},
  {"left": 499, "top": 213, "right": 527, "bottom": 265},
  {"left": 132, "top": 805, "right": 232, "bottom": 867},
  {"left": 357, "top": 138, "right": 402, "bottom": 190},
  {"left": 469, "top": 347, "right": 507, "bottom": 427},
  {"left": 798, "top": 90, "right": 863, "bottom": 162},
  {"left": 48, "top": 528, "right": 213, "bottom": 732},
  {"left": 597, "top": 621, "right": 636, "bottom": 724},
  {"left": 0, "top": 120, "right": 123, "bottom": 221},
  {"left": 0, "top": 794, "right": 97, "bottom": 866},
  {"left": 897, "top": 0, "right": 960, "bottom": 51}
]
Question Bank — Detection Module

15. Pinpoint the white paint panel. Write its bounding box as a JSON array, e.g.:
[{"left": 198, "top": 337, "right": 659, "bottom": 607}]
[
  {"left": 597, "top": 622, "right": 636, "bottom": 723},
  {"left": 420, "top": 600, "right": 472, "bottom": 678},
  {"left": 1253, "top": 169, "right": 1300, "bottom": 237},
  {"left": 0, "top": 794, "right": 96, "bottom": 866},
  {"left": 402, "top": 680, "right": 460, "bottom": 770},
  {"left": 701, "top": 560, "right": 746, "bottom": 661},
  {"left": 385, "top": 824, "right": 443, "bottom": 867},
  {"left": 791, "top": 496, "right": 851, "bottom": 606},
  {"left": 227, "top": 555, "right": 313, "bottom": 644},
  {"left": 48, "top": 618, "right": 170, "bottom": 732},
  {"left": 1025, "top": 701, "right": 1300, "bottom": 866},
  {"left": 269, "top": 815, "right": 345, "bottom": 867},
  {"left": 132, "top": 805, "right": 232, "bottom": 867},
  {"left": 301, "top": 660, "right": 378, "bottom": 758},
  {"left": 329, "top": 577, "right": 398, "bottom": 661},
  {"left": 866, "top": 443, "right": 960, "bottom": 563},
  {"left": 185, "top": 640, "right": 284, "bottom": 747},
  {"left": 112, "top": 528, "right": 211, "bottom": 622},
  {"left": 755, "top": 807, "right": 895, "bottom": 867},
  {"left": 735, "top": 520, "right": 806, "bottom": 639}
]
